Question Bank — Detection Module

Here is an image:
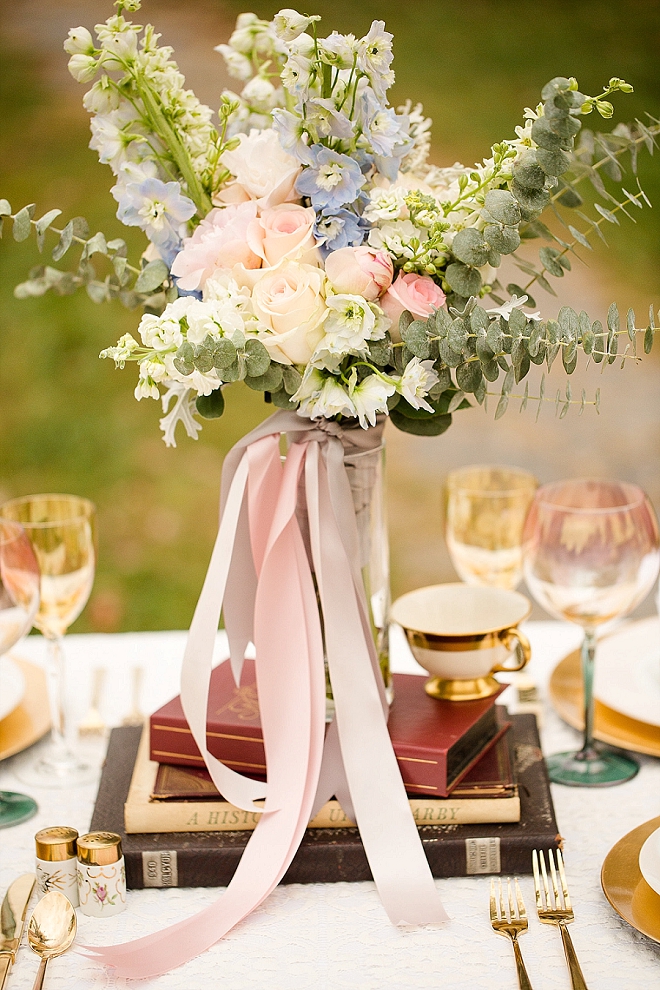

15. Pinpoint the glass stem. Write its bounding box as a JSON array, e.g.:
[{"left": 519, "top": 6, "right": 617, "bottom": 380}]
[
  {"left": 45, "top": 635, "right": 71, "bottom": 762},
  {"left": 578, "top": 628, "right": 599, "bottom": 760}
]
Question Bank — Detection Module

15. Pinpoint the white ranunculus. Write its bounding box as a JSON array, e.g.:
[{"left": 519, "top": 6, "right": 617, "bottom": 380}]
[
  {"left": 252, "top": 261, "right": 327, "bottom": 365},
  {"left": 397, "top": 357, "right": 439, "bottom": 412},
  {"left": 221, "top": 129, "right": 301, "bottom": 207}
]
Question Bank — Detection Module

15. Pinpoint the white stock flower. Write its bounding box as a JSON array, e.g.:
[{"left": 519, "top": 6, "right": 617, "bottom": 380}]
[
  {"left": 64, "top": 27, "right": 95, "bottom": 56},
  {"left": 134, "top": 372, "right": 160, "bottom": 401},
  {"left": 83, "top": 77, "right": 121, "bottom": 113},
  {"left": 67, "top": 54, "right": 99, "bottom": 83},
  {"left": 350, "top": 375, "right": 395, "bottom": 428},
  {"left": 321, "top": 294, "right": 383, "bottom": 360},
  {"left": 368, "top": 219, "right": 421, "bottom": 260},
  {"left": 241, "top": 75, "right": 277, "bottom": 111},
  {"left": 397, "top": 357, "right": 439, "bottom": 412},
  {"left": 364, "top": 186, "right": 408, "bottom": 222},
  {"left": 272, "top": 9, "right": 312, "bottom": 41},
  {"left": 99, "top": 332, "right": 140, "bottom": 367},
  {"left": 185, "top": 298, "right": 245, "bottom": 344},
  {"left": 215, "top": 44, "right": 253, "bottom": 81},
  {"left": 297, "top": 374, "right": 356, "bottom": 421}
]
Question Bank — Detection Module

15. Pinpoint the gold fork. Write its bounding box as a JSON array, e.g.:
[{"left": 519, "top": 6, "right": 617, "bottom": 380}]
[
  {"left": 532, "top": 849, "right": 589, "bottom": 990},
  {"left": 490, "top": 877, "right": 534, "bottom": 990}
]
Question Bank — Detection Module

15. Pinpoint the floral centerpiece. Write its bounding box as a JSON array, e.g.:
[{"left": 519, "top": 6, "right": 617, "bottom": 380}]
[{"left": 3, "top": 0, "right": 660, "bottom": 979}]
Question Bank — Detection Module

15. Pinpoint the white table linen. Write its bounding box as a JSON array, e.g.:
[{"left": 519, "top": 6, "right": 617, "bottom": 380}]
[{"left": 1, "top": 622, "right": 659, "bottom": 989}]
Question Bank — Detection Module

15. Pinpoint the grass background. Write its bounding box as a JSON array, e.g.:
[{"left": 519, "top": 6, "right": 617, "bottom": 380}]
[{"left": 1, "top": 0, "right": 659, "bottom": 632}]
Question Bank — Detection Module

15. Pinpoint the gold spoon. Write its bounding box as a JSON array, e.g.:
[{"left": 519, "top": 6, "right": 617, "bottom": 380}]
[{"left": 28, "top": 891, "right": 77, "bottom": 990}]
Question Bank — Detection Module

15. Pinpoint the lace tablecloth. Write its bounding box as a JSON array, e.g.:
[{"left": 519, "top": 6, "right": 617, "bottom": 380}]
[{"left": 1, "top": 623, "right": 659, "bottom": 989}]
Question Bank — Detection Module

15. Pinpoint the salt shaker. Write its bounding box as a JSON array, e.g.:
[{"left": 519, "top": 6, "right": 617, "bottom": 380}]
[
  {"left": 76, "top": 831, "right": 127, "bottom": 917},
  {"left": 35, "top": 826, "right": 80, "bottom": 907}
]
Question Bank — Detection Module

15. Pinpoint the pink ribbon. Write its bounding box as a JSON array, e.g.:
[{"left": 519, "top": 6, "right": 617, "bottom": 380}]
[{"left": 80, "top": 411, "right": 446, "bottom": 979}]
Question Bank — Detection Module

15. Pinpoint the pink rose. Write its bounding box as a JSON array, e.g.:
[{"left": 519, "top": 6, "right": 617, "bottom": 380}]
[
  {"left": 170, "top": 202, "right": 261, "bottom": 291},
  {"left": 324, "top": 247, "right": 394, "bottom": 302},
  {"left": 380, "top": 273, "right": 447, "bottom": 338},
  {"left": 252, "top": 262, "right": 327, "bottom": 365},
  {"left": 247, "top": 204, "right": 319, "bottom": 268}
]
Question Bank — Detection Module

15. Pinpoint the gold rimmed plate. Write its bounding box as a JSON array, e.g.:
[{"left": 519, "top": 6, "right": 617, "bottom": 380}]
[
  {"left": 0, "top": 657, "right": 50, "bottom": 761},
  {"left": 601, "top": 815, "right": 660, "bottom": 943},
  {"left": 548, "top": 648, "right": 660, "bottom": 758}
]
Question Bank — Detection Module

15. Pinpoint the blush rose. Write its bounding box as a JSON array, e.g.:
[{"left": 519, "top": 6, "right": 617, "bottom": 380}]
[
  {"left": 324, "top": 246, "right": 394, "bottom": 301},
  {"left": 379, "top": 272, "right": 447, "bottom": 338}
]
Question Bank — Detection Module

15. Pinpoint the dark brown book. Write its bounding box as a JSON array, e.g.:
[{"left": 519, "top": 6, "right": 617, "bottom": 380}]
[
  {"left": 91, "top": 716, "right": 561, "bottom": 888},
  {"left": 150, "top": 661, "right": 507, "bottom": 797}
]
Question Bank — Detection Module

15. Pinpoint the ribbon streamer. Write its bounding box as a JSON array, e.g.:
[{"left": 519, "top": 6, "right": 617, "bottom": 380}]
[{"left": 80, "top": 410, "right": 446, "bottom": 979}]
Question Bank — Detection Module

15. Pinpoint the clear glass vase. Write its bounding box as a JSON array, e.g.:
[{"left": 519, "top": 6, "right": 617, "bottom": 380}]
[{"left": 325, "top": 437, "right": 391, "bottom": 715}]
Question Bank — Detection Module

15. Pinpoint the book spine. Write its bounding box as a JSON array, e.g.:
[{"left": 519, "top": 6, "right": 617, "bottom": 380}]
[
  {"left": 124, "top": 794, "right": 521, "bottom": 835},
  {"left": 127, "top": 825, "right": 558, "bottom": 889}
]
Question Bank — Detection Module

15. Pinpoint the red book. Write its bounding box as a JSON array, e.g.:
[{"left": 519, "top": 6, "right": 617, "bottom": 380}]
[{"left": 150, "top": 660, "right": 507, "bottom": 797}]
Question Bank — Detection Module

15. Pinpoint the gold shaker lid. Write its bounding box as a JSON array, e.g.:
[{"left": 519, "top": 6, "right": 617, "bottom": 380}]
[
  {"left": 35, "top": 826, "right": 78, "bottom": 861},
  {"left": 77, "top": 831, "right": 123, "bottom": 866}
]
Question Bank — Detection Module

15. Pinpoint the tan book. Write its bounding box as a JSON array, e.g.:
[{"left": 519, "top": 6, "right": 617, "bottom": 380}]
[{"left": 124, "top": 723, "right": 520, "bottom": 834}]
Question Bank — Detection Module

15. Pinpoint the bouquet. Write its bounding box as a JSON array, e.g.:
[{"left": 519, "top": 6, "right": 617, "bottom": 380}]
[
  {"left": 3, "top": 2, "right": 660, "bottom": 978},
  {"left": 5, "top": 0, "right": 659, "bottom": 448}
]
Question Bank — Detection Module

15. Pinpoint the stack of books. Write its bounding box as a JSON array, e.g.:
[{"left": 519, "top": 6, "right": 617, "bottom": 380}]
[{"left": 90, "top": 661, "right": 561, "bottom": 888}]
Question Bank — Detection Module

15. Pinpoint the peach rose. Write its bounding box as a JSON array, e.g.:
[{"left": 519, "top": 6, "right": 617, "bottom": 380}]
[
  {"left": 247, "top": 204, "right": 319, "bottom": 268},
  {"left": 170, "top": 202, "right": 261, "bottom": 291},
  {"left": 324, "top": 246, "right": 394, "bottom": 301},
  {"left": 252, "top": 261, "right": 327, "bottom": 365},
  {"left": 380, "top": 272, "right": 446, "bottom": 338}
]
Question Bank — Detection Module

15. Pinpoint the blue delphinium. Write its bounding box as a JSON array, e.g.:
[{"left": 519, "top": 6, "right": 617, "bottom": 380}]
[
  {"left": 314, "top": 209, "right": 370, "bottom": 255},
  {"left": 295, "top": 145, "right": 367, "bottom": 211},
  {"left": 116, "top": 176, "right": 196, "bottom": 264}
]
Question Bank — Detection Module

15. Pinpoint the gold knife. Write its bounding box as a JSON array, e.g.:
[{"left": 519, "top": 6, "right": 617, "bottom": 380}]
[{"left": 0, "top": 874, "right": 36, "bottom": 990}]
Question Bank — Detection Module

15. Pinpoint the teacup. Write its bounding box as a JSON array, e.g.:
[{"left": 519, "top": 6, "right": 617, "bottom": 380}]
[{"left": 391, "top": 583, "right": 531, "bottom": 701}]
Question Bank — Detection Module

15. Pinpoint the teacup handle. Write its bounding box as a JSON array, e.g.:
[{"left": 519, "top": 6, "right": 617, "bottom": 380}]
[{"left": 491, "top": 626, "right": 531, "bottom": 673}]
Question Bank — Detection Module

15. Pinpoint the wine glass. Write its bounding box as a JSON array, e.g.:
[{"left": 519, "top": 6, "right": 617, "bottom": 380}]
[
  {"left": 445, "top": 465, "right": 538, "bottom": 589},
  {"left": 0, "top": 520, "right": 41, "bottom": 827},
  {"left": 523, "top": 479, "right": 660, "bottom": 786},
  {"left": 0, "top": 495, "right": 97, "bottom": 787}
]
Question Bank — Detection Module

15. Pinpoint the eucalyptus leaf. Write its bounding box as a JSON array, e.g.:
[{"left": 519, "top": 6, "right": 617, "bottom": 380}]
[
  {"left": 368, "top": 340, "right": 391, "bottom": 366},
  {"left": 135, "top": 259, "right": 169, "bottom": 292},
  {"left": 220, "top": 359, "right": 241, "bottom": 383},
  {"left": 481, "top": 358, "right": 500, "bottom": 382},
  {"left": 445, "top": 262, "right": 482, "bottom": 298},
  {"left": 34, "top": 209, "right": 62, "bottom": 252},
  {"left": 495, "top": 394, "right": 509, "bottom": 420},
  {"left": 607, "top": 302, "right": 620, "bottom": 335},
  {"left": 592, "top": 319, "right": 606, "bottom": 363},
  {"left": 536, "top": 148, "right": 572, "bottom": 177},
  {"left": 270, "top": 387, "right": 297, "bottom": 410},
  {"left": 193, "top": 346, "right": 214, "bottom": 374},
  {"left": 469, "top": 306, "right": 490, "bottom": 334},
  {"left": 454, "top": 361, "right": 480, "bottom": 393},
  {"left": 568, "top": 225, "right": 592, "bottom": 249},
  {"left": 196, "top": 388, "right": 225, "bottom": 419},
  {"left": 539, "top": 246, "right": 565, "bottom": 278},
  {"left": 13, "top": 206, "right": 34, "bottom": 243},
  {"left": 244, "top": 338, "right": 271, "bottom": 377},
  {"left": 451, "top": 228, "right": 489, "bottom": 267},
  {"left": 626, "top": 308, "right": 636, "bottom": 342},
  {"left": 212, "top": 338, "right": 237, "bottom": 369},
  {"left": 511, "top": 181, "right": 550, "bottom": 213},
  {"left": 389, "top": 408, "right": 452, "bottom": 436},
  {"left": 448, "top": 318, "right": 468, "bottom": 353},
  {"left": 515, "top": 354, "right": 530, "bottom": 382},
  {"left": 508, "top": 308, "right": 527, "bottom": 335},
  {"left": 401, "top": 320, "right": 431, "bottom": 359},
  {"left": 483, "top": 189, "right": 521, "bottom": 226},
  {"left": 0, "top": 200, "right": 11, "bottom": 216},
  {"left": 644, "top": 325, "right": 654, "bottom": 354},
  {"left": 245, "top": 364, "right": 283, "bottom": 392},
  {"left": 483, "top": 224, "right": 520, "bottom": 255},
  {"left": 513, "top": 153, "right": 546, "bottom": 191},
  {"left": 282, "top": 365, "right": 303, "bottom": 395}
]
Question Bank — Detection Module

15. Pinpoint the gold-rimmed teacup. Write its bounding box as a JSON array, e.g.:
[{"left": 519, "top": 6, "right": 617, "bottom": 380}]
[{"left": 391, "top": 583, "right": 532, "bottom": 701}]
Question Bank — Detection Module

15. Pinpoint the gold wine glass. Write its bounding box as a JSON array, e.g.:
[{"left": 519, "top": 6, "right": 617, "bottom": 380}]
[
  {"left": 445, "top": 465, "right": 538, "bottom": 589},
  {"left": 0, "top": 494, "right": 97, "bottom": 787}
]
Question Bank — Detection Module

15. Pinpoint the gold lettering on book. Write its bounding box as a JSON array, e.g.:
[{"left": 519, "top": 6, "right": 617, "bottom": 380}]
[
  {"left": 214, "top": 685, "right": 260, "bottom": 721},
  {"left": 413, "top": 806, "right": 459, "bottom": 823}
]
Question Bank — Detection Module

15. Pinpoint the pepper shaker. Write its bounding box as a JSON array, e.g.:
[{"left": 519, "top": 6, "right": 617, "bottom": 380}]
[
  {"left": 76, "top": 831, "right": 126, "bottom": 917},
  {"left": 35, "top": 826, "right": 79, "bottom": 907}
]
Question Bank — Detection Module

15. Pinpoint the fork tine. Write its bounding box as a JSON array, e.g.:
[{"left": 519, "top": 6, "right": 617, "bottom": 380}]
[
  {"left": 490, "top": 877, "right": 498, "bottom": 922},
  {"left": 532, "top": 850, "right": 544, "bottom": 910},
  {"left": 499, "top": 877, "right": 508, "bottom": 922},
  {"left": 507, "top": 878, "right": 516, "bottom": 921},
  {"left": 539, "top": 848, "right": 554, "bottom": 909},
  {"left": 515, "top": 879, "right": 527, "bottom": 919},
  {"left": 548, "top": 849, "right": 562, "bottom": 910},
  {"left": 556, "top": 848, "right": 572, "bottom": 912}
]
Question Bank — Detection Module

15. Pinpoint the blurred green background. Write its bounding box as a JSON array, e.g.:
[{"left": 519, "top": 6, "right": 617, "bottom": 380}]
[{"left": 1, "top": 0, "right": 659, "bottom": 633}]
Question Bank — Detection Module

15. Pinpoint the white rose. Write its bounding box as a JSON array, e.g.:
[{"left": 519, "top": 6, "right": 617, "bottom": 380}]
[
  {"left": 220, "top": 128, "right": 301, "bottom": 209},
  {"left": 252, "top": 261, "right": 327, "bottom": 365}
]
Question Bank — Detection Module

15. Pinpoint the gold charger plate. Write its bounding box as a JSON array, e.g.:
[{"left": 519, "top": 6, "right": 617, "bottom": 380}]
[
  {"left": 601, "top": 815, "right": 660, "bottom": 942},
  {"left": 0, "top": 657, "right": 50, "bottom": 761},
  {"left": 548, "top": 648, "right": 660, "bottom": 757}
]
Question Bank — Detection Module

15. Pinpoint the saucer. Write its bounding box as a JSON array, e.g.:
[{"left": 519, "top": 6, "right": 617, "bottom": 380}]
[
  {"left": 0, "top": 657, "right": 50, "bottom": 760},
  {"left": 601, "top": 815, "right": 660, "bottom": 943},
  {"left": 595, "top": 618, "right": 660, "bottom": 727},
  {"left": 0, "top": 655, "right": 26, "bottom": 722}
]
